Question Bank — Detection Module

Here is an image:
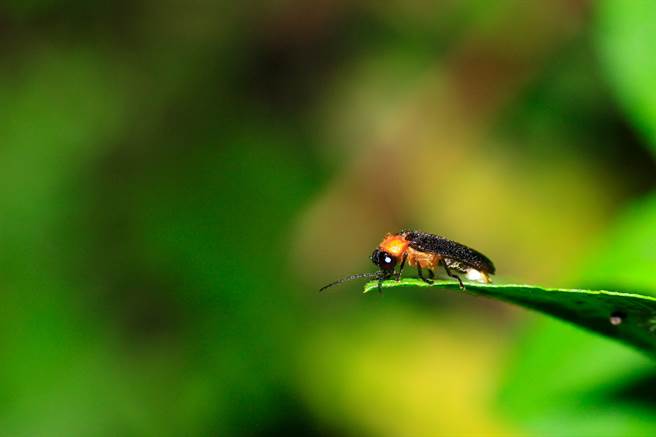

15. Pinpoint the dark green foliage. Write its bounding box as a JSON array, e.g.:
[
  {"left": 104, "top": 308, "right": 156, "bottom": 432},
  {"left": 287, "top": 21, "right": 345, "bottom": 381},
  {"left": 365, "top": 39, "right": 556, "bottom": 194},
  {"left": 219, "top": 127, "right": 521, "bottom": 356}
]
[{"left": 365, "top": 279, "right": 656, "bottom": 356}]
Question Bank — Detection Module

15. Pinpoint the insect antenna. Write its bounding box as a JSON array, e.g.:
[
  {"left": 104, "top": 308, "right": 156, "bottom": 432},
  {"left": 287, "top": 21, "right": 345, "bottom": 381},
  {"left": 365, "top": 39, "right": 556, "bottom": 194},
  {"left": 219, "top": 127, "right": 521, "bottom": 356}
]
[{"left": 319, "top": 272, "right": 380, "bottom": 292}]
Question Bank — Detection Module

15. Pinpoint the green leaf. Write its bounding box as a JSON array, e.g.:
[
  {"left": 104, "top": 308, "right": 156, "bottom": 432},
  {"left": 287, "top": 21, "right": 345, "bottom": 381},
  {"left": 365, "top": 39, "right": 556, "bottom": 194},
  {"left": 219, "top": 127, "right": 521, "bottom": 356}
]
[
  {"left": 495, "top": 192, "right": 656, "bottom": 431},
  {"left": 364, "top": 279, "right": 656, "bottom": 356}
]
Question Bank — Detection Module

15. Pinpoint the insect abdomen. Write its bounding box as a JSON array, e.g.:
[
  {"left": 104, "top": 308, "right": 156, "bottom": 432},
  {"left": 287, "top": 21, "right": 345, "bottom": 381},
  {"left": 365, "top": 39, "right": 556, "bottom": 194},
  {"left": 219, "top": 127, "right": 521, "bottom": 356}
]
[{"left": 402, "top": 230, "right": 496, "bottom": 274}]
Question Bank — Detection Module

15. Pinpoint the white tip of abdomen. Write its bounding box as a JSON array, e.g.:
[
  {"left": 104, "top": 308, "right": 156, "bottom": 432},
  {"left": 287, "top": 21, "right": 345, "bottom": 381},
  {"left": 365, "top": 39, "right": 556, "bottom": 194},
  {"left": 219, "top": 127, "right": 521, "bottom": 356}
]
[{"left": 466, "top": 268, "right": 491, "bottom": 284}]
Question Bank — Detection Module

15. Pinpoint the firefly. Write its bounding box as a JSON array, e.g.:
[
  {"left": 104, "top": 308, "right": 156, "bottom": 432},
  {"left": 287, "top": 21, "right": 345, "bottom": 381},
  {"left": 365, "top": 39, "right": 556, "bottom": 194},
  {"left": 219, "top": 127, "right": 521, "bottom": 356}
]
[{"left": 320, "top": 230, "right": 496, "bottom": 292}]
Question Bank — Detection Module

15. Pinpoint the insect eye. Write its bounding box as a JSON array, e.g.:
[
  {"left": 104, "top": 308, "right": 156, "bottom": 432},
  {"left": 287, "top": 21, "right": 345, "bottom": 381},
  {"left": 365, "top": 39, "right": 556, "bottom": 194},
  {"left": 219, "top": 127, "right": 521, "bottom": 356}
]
[
  {"left": 374, "top": 251, "right": 396, "bottom": 270},
  {"left": 371, "top": 249, "right": 380, "bottom": 264}
]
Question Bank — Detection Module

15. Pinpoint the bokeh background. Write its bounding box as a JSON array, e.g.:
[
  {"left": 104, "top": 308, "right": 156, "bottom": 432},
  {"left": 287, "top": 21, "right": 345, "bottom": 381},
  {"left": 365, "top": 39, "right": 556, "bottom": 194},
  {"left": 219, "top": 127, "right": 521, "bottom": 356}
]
[{"left": 2, "top": 0, "right": 656, "bottom": 435}]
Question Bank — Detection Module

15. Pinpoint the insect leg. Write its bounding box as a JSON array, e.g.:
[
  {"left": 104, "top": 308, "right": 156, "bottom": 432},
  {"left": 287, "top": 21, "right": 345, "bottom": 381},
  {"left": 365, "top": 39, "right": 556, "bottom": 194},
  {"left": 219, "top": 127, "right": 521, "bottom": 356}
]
[
  {"left": 394, "top": 253, "right": 408, "bottom": 281},
  {"left": 441, "top": 259, "right": 465, "bottom": 290},
  {"left": 377, "top": 271, "right": 392, "bottom": 293},
  {"left": 417, "top": 264, "right": 433, "bottom": 285},
  {"left": 427, "top": 269, "right": 435, "bottom": 279}
]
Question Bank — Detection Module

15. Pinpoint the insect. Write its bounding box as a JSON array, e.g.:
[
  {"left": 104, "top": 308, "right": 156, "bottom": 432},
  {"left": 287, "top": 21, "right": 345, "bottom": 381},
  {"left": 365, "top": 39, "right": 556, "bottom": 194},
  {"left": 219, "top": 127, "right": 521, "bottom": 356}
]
[{"left": 319, "top": 230, "right": 495, "bottom": 292}]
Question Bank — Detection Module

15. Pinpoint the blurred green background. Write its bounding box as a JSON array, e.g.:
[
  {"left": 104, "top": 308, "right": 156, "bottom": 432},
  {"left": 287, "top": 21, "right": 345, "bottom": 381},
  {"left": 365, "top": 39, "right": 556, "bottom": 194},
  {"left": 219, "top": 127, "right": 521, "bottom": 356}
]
[{"left": 2, "top": 1, "right": 656, "bottom": 435}]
